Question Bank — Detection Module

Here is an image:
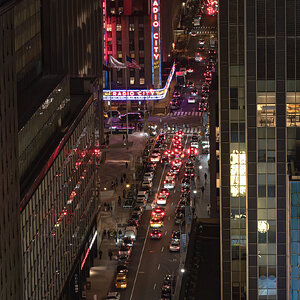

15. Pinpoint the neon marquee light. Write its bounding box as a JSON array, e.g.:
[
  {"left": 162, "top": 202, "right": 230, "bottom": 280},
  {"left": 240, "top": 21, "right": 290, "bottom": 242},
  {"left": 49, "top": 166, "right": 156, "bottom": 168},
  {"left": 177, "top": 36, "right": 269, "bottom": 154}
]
[
  {"left": 151, "top": 0, "right": 161, "bottom": 88},
  {"left": 81, "top": 231, "right": 97, "bottom": 270},
  {"left": 103, "top": 62, "right": 175, "bottom": 101}
]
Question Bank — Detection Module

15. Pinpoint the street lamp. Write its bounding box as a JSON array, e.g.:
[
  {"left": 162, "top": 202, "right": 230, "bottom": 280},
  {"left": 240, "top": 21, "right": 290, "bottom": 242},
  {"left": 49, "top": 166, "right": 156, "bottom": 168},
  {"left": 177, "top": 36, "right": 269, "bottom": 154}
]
[{"left": 180, "top": 268, "right": 185, "bottom": 273}]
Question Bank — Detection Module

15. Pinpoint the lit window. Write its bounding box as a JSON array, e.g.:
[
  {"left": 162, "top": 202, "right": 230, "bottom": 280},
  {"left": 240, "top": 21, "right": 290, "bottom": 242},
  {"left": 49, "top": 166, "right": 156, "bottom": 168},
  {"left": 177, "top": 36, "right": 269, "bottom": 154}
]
[
  {"left": 140, "top": 78, "right": 145, "bottom": 85},
  {"left": 130, "top": 77, "right": 135, "bottom": 85},
  {"left": 257, "top": 93, "right": 276, "bottom": 127},
  {"left": 106, "top": 24, "right": 112, "bottom": 32},
  {"left": 130, "top": 53, "right": 135, "bottom": 58},
  {"left": 286, "top": 92, "right": 300, "bottom": 127},
  {"left": 129, "top": 24, "right": 135, "bottom": 31},
  {"left": 116, "top": 24, "right": 122, "bottom": 31},
  {"left": 118, "top": 7, "right": 124, "bottom": 14},
  {"left": 111, "top": 8, "right": 116, "bottom": 14},
  {"left": 117, "top": 52, "right": 122, "bottom": 59}
]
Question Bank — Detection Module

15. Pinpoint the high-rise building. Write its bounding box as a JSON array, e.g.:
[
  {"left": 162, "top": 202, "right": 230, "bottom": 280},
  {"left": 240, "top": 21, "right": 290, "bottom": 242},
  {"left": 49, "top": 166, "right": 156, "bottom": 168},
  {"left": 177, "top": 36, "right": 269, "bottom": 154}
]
[
  {"left": 219, "top": 0, "right": 300, "bottom": 299},
  {"left": 0, "top": 2, "right": 23, "bottom": 299},
  {"left": 0, "top": 0, "right": 103, "bottom": 299}
]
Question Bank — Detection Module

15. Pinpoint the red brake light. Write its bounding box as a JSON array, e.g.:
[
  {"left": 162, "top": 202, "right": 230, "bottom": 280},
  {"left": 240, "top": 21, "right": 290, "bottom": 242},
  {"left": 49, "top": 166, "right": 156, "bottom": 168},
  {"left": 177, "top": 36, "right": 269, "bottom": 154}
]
[
  {"left": 164, "top": 180, "right": 166, "bottom": 183},
  {"left": 150, "top": 233, "right": 153, "bottom": 236}
]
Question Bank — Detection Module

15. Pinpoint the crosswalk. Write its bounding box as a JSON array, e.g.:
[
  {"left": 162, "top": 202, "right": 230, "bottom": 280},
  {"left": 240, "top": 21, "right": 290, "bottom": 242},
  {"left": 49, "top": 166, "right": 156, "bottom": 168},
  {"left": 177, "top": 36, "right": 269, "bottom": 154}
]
[
  {"left": 166, "top": 126, "right": 202, "bottom": 134},
  {"left": 167, "top": 111, "right": 203, "bottom": 117}
]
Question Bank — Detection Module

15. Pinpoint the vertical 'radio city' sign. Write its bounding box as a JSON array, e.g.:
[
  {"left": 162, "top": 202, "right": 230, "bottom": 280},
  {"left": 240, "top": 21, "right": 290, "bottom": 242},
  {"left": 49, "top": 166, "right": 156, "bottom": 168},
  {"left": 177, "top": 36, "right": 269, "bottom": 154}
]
[{"left": 151, "top": 0, "right": 162, "bottom": 88}]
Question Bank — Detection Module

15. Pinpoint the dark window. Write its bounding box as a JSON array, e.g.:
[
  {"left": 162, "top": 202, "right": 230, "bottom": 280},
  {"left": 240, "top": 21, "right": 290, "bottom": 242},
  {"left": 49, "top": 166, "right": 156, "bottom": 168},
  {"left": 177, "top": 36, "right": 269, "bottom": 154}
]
[
  {"left": 266, "top": 38, "right": 275, "bottom": 80},
  {"left": 230, "top": 88, "right": 238, "bottom": 109},
  {"left": 286, "top": 0, "right": 295, "bottom": 36},
  {"left": 258, "top": 150, "right": 266, "bottom": 162},
  {"left": 139, "top": 57, "right": 144, "bottom": 65},
  {"left": 257, "top": 38, "right": 265, "bottom": 80},
  {"left": 287, "top": 38, "right": 295, "bottom": 80},
  {"left": 266, "top": 0, "right": 275, "bottom": 36},
  {"left": 257, "top": 0, "right": 266, "bottom": 37},
  {"left": 139, "top": 40, "right": 144, "bottom": 50},
  {"left": 258, "top": 185, "right": 266, "bottom": 197}
]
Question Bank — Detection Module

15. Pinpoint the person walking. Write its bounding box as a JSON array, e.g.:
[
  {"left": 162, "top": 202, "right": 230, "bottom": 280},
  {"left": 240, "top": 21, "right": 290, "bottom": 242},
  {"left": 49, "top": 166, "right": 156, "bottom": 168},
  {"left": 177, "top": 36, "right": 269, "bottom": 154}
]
[
  {"left": 118, "top": 196, "right": 121, "bottom": 206},
  {"left": 123, "top": 189, "right": 126, "bottom": 198},
  {"left": 102, "top": 229, "right": 106, "bottom": 239},
  {"left": 207, "top": 203, "right": 211, "bottom": 216},
  {"left": 201, "top": 186, "right": 205, "bottom": 193},
  {"left": 204, "top": 173, "right": 207, "bottom": 181},
  {"left": 107, "top": 229, "right": 110, "bottom": 239},
  {"left": 108, "top": 249, "right": 113, "bottom": 260},
  {"left": 125, "top": 161, "right": 128, "bottom": 169},
  {"left": 99, "top": 249, "right": 102, "bottom": 260}
]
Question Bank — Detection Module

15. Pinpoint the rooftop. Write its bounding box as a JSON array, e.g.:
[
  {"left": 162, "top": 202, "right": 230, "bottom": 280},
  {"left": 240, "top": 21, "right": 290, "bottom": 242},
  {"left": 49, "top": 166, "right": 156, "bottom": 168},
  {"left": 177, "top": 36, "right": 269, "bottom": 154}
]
[{"left": 18, "top": 74, "right": 65, "bottom": 131}]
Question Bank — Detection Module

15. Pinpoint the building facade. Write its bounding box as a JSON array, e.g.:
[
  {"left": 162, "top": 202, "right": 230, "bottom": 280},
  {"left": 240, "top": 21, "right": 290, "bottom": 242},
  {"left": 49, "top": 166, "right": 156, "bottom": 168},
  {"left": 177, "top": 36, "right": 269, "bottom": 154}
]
[
  {"left": 219, "top": 0, "right": 300, "bottom": 299},
  {"left": 0, "top": 1, "right": 23, "bottom": 299}
]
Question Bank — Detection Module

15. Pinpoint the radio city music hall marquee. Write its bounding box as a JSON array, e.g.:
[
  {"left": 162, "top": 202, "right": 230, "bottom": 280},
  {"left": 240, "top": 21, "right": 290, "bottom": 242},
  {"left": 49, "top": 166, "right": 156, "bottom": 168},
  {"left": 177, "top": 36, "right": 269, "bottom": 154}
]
[{"left": 151, "top": 0, "right": 161, "bottom": 88}]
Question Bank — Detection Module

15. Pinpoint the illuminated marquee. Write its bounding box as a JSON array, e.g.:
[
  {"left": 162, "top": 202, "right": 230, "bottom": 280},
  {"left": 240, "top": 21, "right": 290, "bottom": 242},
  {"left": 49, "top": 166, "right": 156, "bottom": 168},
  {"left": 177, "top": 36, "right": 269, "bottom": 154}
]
[
  {"left": 151, "top": 0, "right": 161, "bottom": 88},
  {"left": 230, "top": 150, "right": 246, "bottom": 197},
  {"left": 103, "top": 62, "right": 175, "bottom": 101}
]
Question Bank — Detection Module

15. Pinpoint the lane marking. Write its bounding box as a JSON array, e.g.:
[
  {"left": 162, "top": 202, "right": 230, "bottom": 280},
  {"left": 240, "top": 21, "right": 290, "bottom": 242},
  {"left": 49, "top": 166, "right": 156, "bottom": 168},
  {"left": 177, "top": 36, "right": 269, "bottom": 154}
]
[
  {"left": 165, "top": 230, "right": 168, "bottom": 235},
  {"left": 153, "top": 283, "right": 156, "bottom": 290},
  {"left": 158, "top": 264, "right": 160, "bottom": 270},
  {"left": 129, "top": 157, "right": 168, "bottom": 300},
  {"left": 161, "top": 246, "right": 164, "bottom": 252}
]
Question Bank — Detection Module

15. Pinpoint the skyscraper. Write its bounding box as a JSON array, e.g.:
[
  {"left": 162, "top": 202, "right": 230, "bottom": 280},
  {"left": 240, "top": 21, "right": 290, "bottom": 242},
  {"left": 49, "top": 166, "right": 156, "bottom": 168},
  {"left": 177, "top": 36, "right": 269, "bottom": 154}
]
[
  {"left": 0, "top": 2, "right": 23, "bottom": 299},
  {"left": 219, "top": 0, "right": 300, "bottom": 299}
]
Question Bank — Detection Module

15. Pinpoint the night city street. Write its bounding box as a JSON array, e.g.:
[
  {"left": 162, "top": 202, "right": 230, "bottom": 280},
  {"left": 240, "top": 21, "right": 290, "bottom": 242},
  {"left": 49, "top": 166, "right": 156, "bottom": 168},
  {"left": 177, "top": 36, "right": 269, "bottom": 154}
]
[{"left": 1, "top": 0, "right": 299, "bottom": 300}]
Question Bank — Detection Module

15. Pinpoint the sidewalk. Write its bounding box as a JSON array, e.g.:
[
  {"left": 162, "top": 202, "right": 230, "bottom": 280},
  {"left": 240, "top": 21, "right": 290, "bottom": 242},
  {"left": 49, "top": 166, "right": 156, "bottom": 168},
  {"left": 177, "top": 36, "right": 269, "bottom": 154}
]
[{"left": 86, "top": 132, "right": 148, "bottom": 300}]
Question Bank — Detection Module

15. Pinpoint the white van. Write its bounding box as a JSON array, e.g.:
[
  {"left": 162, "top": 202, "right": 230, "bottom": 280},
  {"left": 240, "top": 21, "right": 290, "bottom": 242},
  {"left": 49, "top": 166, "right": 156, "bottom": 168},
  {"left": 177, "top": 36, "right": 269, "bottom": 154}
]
[{"left": 124, "top": 226, "right": 137, "bottom": 241}]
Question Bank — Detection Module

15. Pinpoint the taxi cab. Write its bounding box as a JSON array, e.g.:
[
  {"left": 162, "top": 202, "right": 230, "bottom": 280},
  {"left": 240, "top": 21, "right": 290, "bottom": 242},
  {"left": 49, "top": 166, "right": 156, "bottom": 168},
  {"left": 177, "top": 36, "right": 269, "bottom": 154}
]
[
  {"left": 115, "top": 274, "right": 127, "bottom": 289},
  {"left": 150, "top": 217, "right": 163, "bottom": 228}
]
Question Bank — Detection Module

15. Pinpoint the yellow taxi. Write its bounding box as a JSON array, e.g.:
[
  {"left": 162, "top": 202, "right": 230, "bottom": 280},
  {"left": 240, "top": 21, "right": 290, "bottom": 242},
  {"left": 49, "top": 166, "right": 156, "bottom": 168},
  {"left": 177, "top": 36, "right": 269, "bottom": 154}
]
[
  {"left": 150, "top": 217, "right": 163, "bottom": 228},
  {"left": 115, "top": 274, "right": 127, "bottom": 289},
  {"left": 104, "top": 112, "right": 108, "bottom": 119}
]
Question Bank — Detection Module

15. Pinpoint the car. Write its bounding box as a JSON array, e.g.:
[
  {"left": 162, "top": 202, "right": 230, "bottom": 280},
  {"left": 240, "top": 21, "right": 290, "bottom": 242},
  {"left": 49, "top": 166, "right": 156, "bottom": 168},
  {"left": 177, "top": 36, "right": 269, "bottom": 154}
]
[
  {"left": 185, "top": 161, "right": 195, "bottom": 170},
  {"left": 191, "top": 89, "right": 198, "bottom": 96},
  {"left": 199, "top": 39, "right": 205, "bottom": 45},
  {"left": 152, "top": 207, "right": 166, "bottom": 218},
  {"left": 172, "top": 231, "right": 181, "bottom": 240},
  {"left": 118, "top": 254, "right": 129, "bottom": 265},
  {"left": 173, "top": 91, "right": 181, "bottom": 98},
  {"left": 195, "top": 52, "right": 203, "bottom": 62},
  {"left": 181, "top": 178, "right": 191, "bottom": 188},
  {"left": 144, "top": 172, "right": 154, "bottom": 181},
  {"left": 115, "top": 274, "right": 127, "bottom": 289},
  {"left": 131, "top": 212, "right": 142, "bottom": 221},
  {"left": 157, "top": 195, "right": 167, "bottom": 206},
  {"left": 169, "top": 239, "right": 180, "bottom": 252},
  {"left": 191, "top": 134, "right": 198, "bottom": 142},
  {"left": 150, "top": 229, "right": 163, "bottom": 239},
  {"left": 117, "top": 264, "right": 128, "bottom": 275},
  {"left": 186, "top": 81, "right": 194, "bottom": 88},
  {"left": 175, "top": 213, "right": 185, "bottom": 225},
  {"left": 184, "top": 168, "right": 195, "bottom": 178},
  {"left": 164, "top": 179, "right": 175, "bottom": 189},
  {"left": 119, "top": 112, "right": 141, "bottom": 122},
  {"left": 119, "top": 245, "right": 132, "bottom": 257},
  {"left": 187, "top": 96, "right": 196, "bottom": 104},
  {"left": 172, "top": 159, "right": 182, "bottom": 168},
  {"left": 150, "top": 153, "right": 161, "bottom": 162},
  {"left": 170, "top": 100, "right": 181, "bottom": 110},
  {"left": 191, "top": 141, "right": 199, "bottom": 148},
  {"left": 187, "top": 147, "right": 198, "bottom": 155},
  {"left": 172, "top": 140, "right": 182, "bottom": 148},
  {"left": 106, "top": 291, "right": 121, "bottom": 300},
  {"left": 142, "top": 180, "right": 152, "bottom": 189},
  {"left": 202, "top": 140, "right": 210, "bottom": 154},
  {"left": 145, "top": 163, "right": 156, "bottom": 172},
  {"left": 160, "top": 188, "right": 170, "bottom": 197},
  {"left": 161, "top": 285, "right": 172, "bottom": 299},
  {"left": 150, "top": 217, "right": 163, "bottom": 228},
  {"left": 161, "top": 155, "right": 170, "bottom": 164},
  {"left": 165, "top": 173, "right": 175, "bottom": 181},
  {"left": 170, "top": 166, "right": 180, "bottom": 175},
  {"left": 123, "top": 237, "right": 134, "bottom": 247},
  {"left": 172, "top": 135, "right": 182, "bottom": 142},
  {"left": 176, "top": 130, "right": 184, "bottom": 138}
]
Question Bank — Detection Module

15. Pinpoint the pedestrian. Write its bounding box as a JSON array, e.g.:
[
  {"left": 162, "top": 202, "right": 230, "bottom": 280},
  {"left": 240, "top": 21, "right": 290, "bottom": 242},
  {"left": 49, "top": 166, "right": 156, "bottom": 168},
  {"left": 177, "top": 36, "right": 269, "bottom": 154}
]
[
  {"left": 111, "top": 181, "right": 114, "bottom": 189},
  {"left": 207, "top": 203, "right": 211, "bottom": 216},
  {"left": 120, "top": 177, "right": 124, "bottom": 184},
  {"left": 201, "top": 186, "right": 205, "bottom": 193},
  {"left": 107, "top": 230, "right": 110, "bottom": 239},
  {"left": 118, "top": 229, "right": 122, "bottom": 237},
  {"left": 125, "top": 162, "right": 128, "bottom": 169},
  {"left": 123, "top": 189, "right": 126, "bottom": 198},
  {"left": 99, "top": 249, "right": 102, "bottom": 260},
  {"left": 108, "top": 249, "right": 113, "bottom": 260},
  {"left": 102, "top": 229, "right": 106, "bottom": 239},
  {"left": 204, "top": 173, "right": 207, "bottom": 181},
  {"left": 115, "top": 178, "right": 118, "bottom": 186},
  {"left": 118, "top": 196, "right": 121, "bottom": 206},
  {"left": 123, "top": 173, "right": 127, "bottom": 180},
  {"left": 122, "top": 134, "right": 125, "bottom": 142}
]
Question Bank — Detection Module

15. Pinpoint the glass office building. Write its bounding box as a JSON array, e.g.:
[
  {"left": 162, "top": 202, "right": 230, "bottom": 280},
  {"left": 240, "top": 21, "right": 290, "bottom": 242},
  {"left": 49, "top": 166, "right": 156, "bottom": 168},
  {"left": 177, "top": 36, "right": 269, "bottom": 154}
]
[{"left": 219, "top": 0, "right": 300, "bottom": 299}]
